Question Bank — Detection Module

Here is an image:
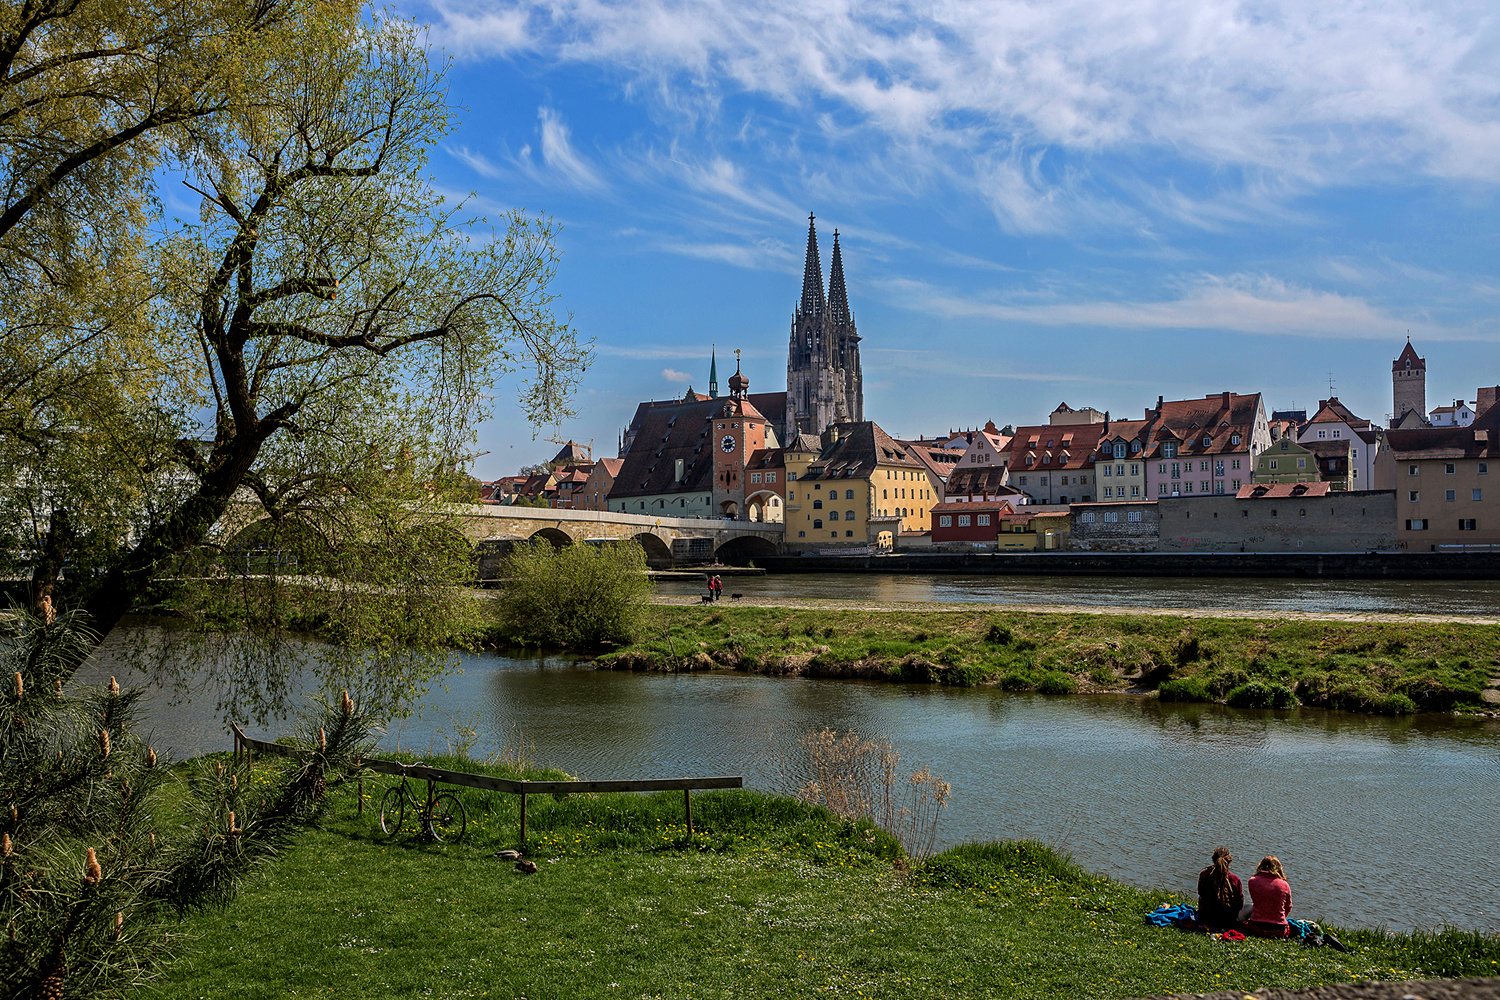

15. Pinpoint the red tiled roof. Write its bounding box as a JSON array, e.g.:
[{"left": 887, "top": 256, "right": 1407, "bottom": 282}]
[
  {"left": 1235, "top": 482, "right": 1333, "bottom": 499},
  {"left": 1393, "top": 340, "right": 1424, "bottom": 370},
  {"left": 1004, "top": 422, "right": 1108, "bottom": 471}
]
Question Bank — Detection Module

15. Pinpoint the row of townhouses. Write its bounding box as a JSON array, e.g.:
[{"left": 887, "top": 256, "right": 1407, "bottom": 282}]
[{"left": 481, "top": 220, "right": 1499, "bottom": 556}]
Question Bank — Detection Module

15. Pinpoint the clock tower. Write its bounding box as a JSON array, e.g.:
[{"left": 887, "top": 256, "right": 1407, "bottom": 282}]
[{"left": 711, "top": 353, "right": 768, "bottom": 520}]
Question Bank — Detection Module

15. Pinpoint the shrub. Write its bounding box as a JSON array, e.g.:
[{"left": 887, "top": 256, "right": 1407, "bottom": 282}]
[
  {"left": 1036, "top": 671, "right": 1077, "bottom": 695},
  {"left": 983, "top": 623, "right": 1012, "bottom": 645},
  {"left": 492, "top": 541, "right": 651, "bottom": 647},
  {"left": 1226, "top": 681, "right": 1299, "bottom": 709},
  {"left": 1157, "top": 677, "right": 1212, "bottom": 703},
  {"left": 1175, "top": 636, "right": 1202, "bottom": 666},
  {"left": 1375, "top": 692, "right": 1418, "bottom": 716},
  {"left": 998, "top": 672, "right": 1034, "bottom": 692}
]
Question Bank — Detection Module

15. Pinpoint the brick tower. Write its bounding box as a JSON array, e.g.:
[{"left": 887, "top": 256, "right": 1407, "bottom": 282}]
[{"left": 1392, "top": 339, "right": 1426, "bottom": 426}]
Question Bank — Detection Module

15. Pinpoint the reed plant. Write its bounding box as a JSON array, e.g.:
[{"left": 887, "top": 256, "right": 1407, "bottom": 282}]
[{"left": 791, "top": 728, "right": 951, "bottom": 862}]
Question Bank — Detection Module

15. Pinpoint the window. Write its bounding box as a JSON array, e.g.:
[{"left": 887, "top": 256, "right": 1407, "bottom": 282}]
[
  {"left": 939, "top": 515, "right": 952, "bottom": 527},
  {"left": 1116, "top": 464, "right": 1125, "bottom": 476},
  {"left": 1269, "top": 459, "right": 1278, "bottom": 470},
  {"left": 1127, "top": 510, "right": 1142, "bottom": 522},
  {"left": 1296, "top": 458, "right": 1305, "bottom": 469},
  {"left": 813, "top": 519, "right": 822, "bottom": 529},
  {"left": 1130, "top": 464, "right": 1139, "bottom": 476},
  {"left": 977, "top": 513, "right": 991, "bottom": 526},
  {"left": 814, "top": 483, "right": 821, "bottom": 490},
  {"left": 846, "top": 510, "right": 855, "bottom": 521},
  {"left": 1104, "top": 510, "right": 1118, "bottom": 523},
  {"left": 829, "top": 511, "right": 839, "bottom": 521},
  {"left": 1171, "top": 464, "right": 1180, "bottom": 479},
  {"left": 1158, "top": 462, "right": 1167, "bottom": 474},
  {"left": 845, "top": 489, "right": 855, "bottom": 499},
  {"left": 1232, "top": 479, "right": 1242, "bottom": 490},
  {"left": 1459, "top": 519, "right": 1477, "bottom": 531},
  {"left": 1131, "top": 486, "right": 1141, "bottom": 497},
  {"left": 1231, "top": 459, "right": 1241, "bottom": 470},
  {"left": 767, "top": 473, "right": 777, "bottom": 483},
  {"left": 750, "top": 473, "right": 762, "bottom": 483},
  {"left": 1300, "top": 508, "right": 1306, "bottom": 517},
  {"left": 1410, "top": 491, "right": 1420, "bottom": 502},
  {"left": 1113, "top": 442, "right": 1126, "bottom": 459},
  {"left": 1318, "top": 430, "right": 1326, "bottom": 439},
  {"left": 798, "top": 530, "right": 805, "bottom": 537},
  {"left": 1183, "top": 481, "right": 1193, "bottom": 493},
  {"left": 882, "top": 489, "right": 887, "bottom": 499},
  {"left": 1215, "top": 461, "right": 1225, "bottom": 476},
  {"left": 1474, "top": 489, "right": 1483, "bottom": 502},
  {"left": 787, "top": 472, "right": 797, "bottom": 480},
  {"left": 1081, "top": 512, "right": 1096, "bottom": 523},
  {"left": 1202, "top": 436, "right": 1211, "bottom": 448},
  {"left": 1230, "top": 434, "right": 1241, "bottom": 446},
  {"left": 813, "top": 499, "right": 823, "bottom": 509},
  {"left": 1103, "top": 465, "right": 1112, "bottom": 476},
  {"left": 1159, "top": 483, "right": 1168, "bottom": 495},
  {"left": 1201, "top": 481, "right": 1210, "bottom": 493},
  {"left": 1481, "top": 463, "right": 1489, "bottom": 475},
  {"left": 1162, "top": 443, "right": 1177, "bottom": 458},
  {"left": 958, "top": 514, "right": 971, "bottom": 527},
  {"left": 1040, "top": 476, "right": 1048, "bottom": 485},
  {"left": 1018, "top": 476, "right": 1028, "bottom": 486},
  {"left": 1103, "top": 487, "right": 1113, "bottom": 497},
  {"left": 1406, "top": 519, "right": 1428, "bottom": 530},
  {"left": 1446, "top": 490, "right": 1456, "bottom": 502},
  {"left": 846, "top": 530, "right": 854, "bottom": 537},
  {"left": 1446, "top": 463, "right": 1456, "bottom": 474},
  {"left": 1409, "top": 464, "right": 1419, "bottom": 476},
  {"left": 1333, "top": 430, "right": 1341, "bottom": 438}
]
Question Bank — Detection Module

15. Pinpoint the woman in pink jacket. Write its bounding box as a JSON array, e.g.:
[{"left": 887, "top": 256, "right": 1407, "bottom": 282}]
[{"left": 1245, "top": 856, "right": 1293, "bottom": 938}]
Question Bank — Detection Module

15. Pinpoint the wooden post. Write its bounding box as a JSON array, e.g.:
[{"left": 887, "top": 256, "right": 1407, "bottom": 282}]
[
  {"left": 357, "top": 775, "right": 364, "bottom": 815},
  {"left": 519, "top": 791, "right": 528, "bottom": 843},
  {"left": 684, "top": 788, "right": 693, "bottom": 838}
]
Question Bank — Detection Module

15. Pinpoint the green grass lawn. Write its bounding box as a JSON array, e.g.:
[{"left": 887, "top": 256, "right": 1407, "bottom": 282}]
[
  {"left": 591, "top": 606, "right": 1500, "bottom": 716},
  {"left": 157, "top": 758, "right": 1500, "bottom": 1000}
]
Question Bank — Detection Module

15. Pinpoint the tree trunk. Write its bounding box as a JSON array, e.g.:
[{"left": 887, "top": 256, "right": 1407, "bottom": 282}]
[{"left": 29, "top": 509, "right": 73, "bottom": 619}]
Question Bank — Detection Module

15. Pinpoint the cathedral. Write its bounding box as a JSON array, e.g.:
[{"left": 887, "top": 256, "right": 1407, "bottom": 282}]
[{"left": 784, "top": 214, "right": 863, "bottom": 440}]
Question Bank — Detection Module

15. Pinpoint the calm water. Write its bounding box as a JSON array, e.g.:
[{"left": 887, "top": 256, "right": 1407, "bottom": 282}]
[
  {"left": 656, "top": 571, "right": 1500, "bottom": 616},
  {"left": 86, "top": 628, "right": 1500, "bottom": 934}
]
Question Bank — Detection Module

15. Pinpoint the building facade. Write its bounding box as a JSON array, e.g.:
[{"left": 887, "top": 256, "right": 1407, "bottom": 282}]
[
  {"left": 931, "top": 499, "right": 1012, "bottom": 548},
  {"left": 1070, "top": 501, "right": 1159, "bottom": 551},
  {"left": 785, "top": 422, "right": 937, "bottom": 550},
  {"left": 1296, "top": 396, "right": 1380, "bottom": 487},
  {"left": 1377, "top": 403, "right": 1500, "bottom": 549},
  {"left": 1004, "top": 422, "right": 1107, "bottom": 504},
  {"left": 1142, "top": 392, "right": 1270, "bottom": 499},
  {"left": 785, "top": 215, "right": 862, "bottom": 439},
  {"left": 1392, "top": 340, "right": 1427, "bottom": 426},
  {"left": 1157, "top": 486, "right": 1397, "bottom": 553},
  {"left": 1093, "top": 418, "right": 1152, "bottom": 502}
]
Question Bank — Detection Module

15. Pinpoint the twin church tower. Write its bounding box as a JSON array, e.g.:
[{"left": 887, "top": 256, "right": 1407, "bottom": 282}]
[{"left": 783, "top": 214, "right": 863, "bottom": 439}]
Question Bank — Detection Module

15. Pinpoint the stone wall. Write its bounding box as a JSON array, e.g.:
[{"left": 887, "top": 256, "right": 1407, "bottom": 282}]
[
  {"left": 1156, "top": 490, "right": 1396, "bottom": 553},
  {"left": 1070, "top": 503, "right": 1160, "bottom": 552}
]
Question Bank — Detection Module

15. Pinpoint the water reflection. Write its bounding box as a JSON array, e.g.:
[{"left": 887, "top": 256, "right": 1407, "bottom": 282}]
[
  {"left": 86, "top": 629, "right": 1500, "bottom": 934},
  {"left": 656, "top": 571, "right": 1500, "bottom": 616}
]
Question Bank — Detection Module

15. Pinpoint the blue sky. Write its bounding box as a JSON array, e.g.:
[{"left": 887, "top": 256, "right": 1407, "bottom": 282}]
[{"left": 397, "top": 0, "right": 1500, "bottom": 479}]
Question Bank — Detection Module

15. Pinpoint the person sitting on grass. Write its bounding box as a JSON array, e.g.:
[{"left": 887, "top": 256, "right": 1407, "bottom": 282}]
[
  {"left": 1196, "top": 847, "right": 1244, "bottom": 931},
  {"left": 1245, "top": 855, "right": 1294, "bottom": 938}
]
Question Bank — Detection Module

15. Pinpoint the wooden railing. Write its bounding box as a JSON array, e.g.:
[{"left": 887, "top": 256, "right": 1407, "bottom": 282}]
[{"left": 229, "top": 724, "right": 742, "bottom": 840}]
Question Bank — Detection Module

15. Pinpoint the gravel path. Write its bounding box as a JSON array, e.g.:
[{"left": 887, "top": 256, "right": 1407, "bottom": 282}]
[
  {"left": 1132, "top": 978, "right": 1500, "bottom": 1000},
  {"left": 652, "top": 594, "right": 1500, "bottom": 626}
]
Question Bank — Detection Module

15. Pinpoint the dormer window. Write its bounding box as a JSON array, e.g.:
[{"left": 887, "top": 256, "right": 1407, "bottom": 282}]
[
  {"left": 1162, "top": 443, "right": 1177, "bottom": 459},
  {"left": 1230, "top": 434, "right": 1241, "bottom": 446},
  {"left": 1202, "top": 435, "right": 1212, "bottom": 447}
]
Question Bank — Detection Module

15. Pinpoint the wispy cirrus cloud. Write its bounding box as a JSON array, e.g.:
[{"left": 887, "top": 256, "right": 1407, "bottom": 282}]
[{"left": 536, "top": 107, "right": 608, "bottom": 191}]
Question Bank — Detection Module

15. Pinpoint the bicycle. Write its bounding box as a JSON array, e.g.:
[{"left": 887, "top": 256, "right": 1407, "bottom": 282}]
[{"left": 378, "top": 763, "right": 467, "bottom": 842}]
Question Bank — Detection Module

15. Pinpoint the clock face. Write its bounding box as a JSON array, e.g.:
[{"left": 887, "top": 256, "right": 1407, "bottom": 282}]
[{"left": 720, "top": 435, "right": 736, "bottom": 453}]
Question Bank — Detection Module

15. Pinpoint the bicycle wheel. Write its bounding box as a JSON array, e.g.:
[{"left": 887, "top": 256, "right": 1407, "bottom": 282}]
[
  {"left": 379, "top": 786, "right": 406, "bottom": 837},
  {"left": 426, "top": 792, "right": 467, "bottom": 842}
]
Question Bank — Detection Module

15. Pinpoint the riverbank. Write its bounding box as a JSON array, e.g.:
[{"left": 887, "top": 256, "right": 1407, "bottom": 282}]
[
  {"left": 156, "top": 753, "right": 1500, "bottom": 1000},
  {"left": 596, "top": 604, "right": 1500, "bottom": 715}
]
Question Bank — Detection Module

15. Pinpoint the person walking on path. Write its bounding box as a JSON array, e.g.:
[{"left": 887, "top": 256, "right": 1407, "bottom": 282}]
[
  {"left": 710, "top": 575, "right": 723, "bottom": 601},
  {"left": 1196, "top": 847, "right": 1245, "bottom": 931},
  {"left": 1245, "top": 856, "right": 1294, "bottom": 938}
]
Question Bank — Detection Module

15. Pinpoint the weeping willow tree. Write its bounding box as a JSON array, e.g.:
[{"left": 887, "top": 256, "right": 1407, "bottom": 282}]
[{"left": 1, "top": 4, "right": 590, "bottom": 715}]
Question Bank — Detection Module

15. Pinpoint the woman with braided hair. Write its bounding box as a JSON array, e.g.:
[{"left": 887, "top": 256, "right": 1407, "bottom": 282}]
[
  {"left": 1245, "top": 855, "right": 1295, "bottom": 938},
  {"left": 1196, "top": 847, "right": 1244, "bottom": 930}
]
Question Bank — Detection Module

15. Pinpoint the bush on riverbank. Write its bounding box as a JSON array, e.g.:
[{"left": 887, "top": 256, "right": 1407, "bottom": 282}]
[
  {"left": 153, "top": 750, "right": 1500, "bottom": 1000},
  {"left": 595, "top": 606, "right": 1498, "bottom": 717},
  {"left": 491, "top": 540, "right": 651, "bottom": 647}
]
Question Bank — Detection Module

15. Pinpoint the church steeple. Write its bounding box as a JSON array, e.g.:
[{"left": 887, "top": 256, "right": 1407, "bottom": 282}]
[
  {"left": 799, "top": 213, "right": 825, "bottom": 316},
  {"left": 828, "top": 230, "right": 849, "bottom": 326},
  {"left": 709, "top": 344, "right": 718, "bottom": 398}
]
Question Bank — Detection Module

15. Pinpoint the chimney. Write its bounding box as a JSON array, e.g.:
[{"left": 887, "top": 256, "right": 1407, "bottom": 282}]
[
  {"left": 1221, "top": 391, "right": 1231, "bottom": 409},
  {"left": 1477, "top": 386, "right": 1499, "bottom": 416}
]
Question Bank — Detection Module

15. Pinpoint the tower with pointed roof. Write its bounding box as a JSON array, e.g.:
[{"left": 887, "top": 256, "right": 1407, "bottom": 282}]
[
  {"left": 1392, "top": 338, "right": 1427, "bottom": 427},
  {"left": 709, "top": 345, "right": 719, "bottom": 398},
  {"left": 785, "top": 214, "right": 862, "bottom": 440}
]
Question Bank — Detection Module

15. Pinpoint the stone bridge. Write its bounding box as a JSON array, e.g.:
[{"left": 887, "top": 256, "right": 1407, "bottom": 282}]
[
  {"left": 457, "top": 505, "right": 784, "bottom": 570},
  {"left": 219, "top": 502, "right": 784, "bottom": 573}
]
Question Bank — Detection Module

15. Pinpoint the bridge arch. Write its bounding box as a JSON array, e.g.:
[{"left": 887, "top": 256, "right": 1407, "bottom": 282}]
[
  {"left": 745, "top": 490, "right": 783, "bottom": 524},
  {"left": 628, "top": 532, "right": 673, "bottom": 568},
  {"left": 528, "top": 526, "right": 574, "bottom": 548},
  {"left": 714, "top": 534, "right": 779, "bottom": 566},
  {"left": 222, "top": 516, "right": 333, "bottom": 573}
]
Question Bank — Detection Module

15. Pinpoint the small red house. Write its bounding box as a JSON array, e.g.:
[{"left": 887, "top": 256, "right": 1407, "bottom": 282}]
[{"left": 931, "top": 499, "right": 1012, "bottom": 545}]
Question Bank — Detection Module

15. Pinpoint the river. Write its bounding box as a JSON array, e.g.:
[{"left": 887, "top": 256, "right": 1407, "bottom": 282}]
[
  {"left": 84, "top": 624, "right": 1500, "bottom": 935},
  {"left": 653, "top": 571, "right": 1500, "bottom": 616}
]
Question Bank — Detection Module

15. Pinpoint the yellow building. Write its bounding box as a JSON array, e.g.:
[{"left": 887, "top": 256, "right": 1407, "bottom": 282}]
[{"left": 784, "top": 422, "right": 940, "bottom": 551}]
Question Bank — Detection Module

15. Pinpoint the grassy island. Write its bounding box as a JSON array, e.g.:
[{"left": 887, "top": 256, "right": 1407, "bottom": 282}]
[
  {"left": 590, "top": 605, "right": 1500, "bottom": 716},
  {"left": 159, "top": 753, "right": 1499, "bottom": 1000}
]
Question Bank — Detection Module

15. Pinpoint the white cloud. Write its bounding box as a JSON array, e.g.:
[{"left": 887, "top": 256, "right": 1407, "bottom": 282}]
[
  {"left": 445, "top": 145, "right": 504, "bottom": 179},
  {"left": 537, "top": 107, "right": 608, "bottom": 191},
  {"left": 876, "top": 273, "right": 1493, "bottom": 341},
  {"left": 429, "top": 0, "right": 1500, "bottom": 201},
  {"left": 662, "top": 368, "right": 694, "bottom": 382}
]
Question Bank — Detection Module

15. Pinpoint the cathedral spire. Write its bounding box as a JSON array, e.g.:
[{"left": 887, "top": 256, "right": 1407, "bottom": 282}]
[
  {"left": 828, "top": 229, "right": 849, "bottom": 325},
  {"left": 709, "top": 344, "right": 718, "bottom": 398},
  {"left": 799, "top": 212, "right": 825, "bottom": 316}
]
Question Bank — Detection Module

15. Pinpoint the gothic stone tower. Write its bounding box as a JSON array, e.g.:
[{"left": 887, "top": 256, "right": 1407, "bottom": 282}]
[
  {"left": 785, "top": 214, "right": 863, "bottom": 439},
  {"left": 1392, "top": 339, "right": 1427, "bottom": 425}
]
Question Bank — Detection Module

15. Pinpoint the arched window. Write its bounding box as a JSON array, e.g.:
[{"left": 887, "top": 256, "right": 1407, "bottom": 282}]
[
  {"left": 845, "top": 489, "right": 855, "bottom": 499},
  {"left": 813, "top": 519, "right": 823, "bottom": 529},
  {"left": 829, "top": 511, "right": 839, "bottom": 521},
  {"left": 882, "top": 489, "right": 888, "bottom": 499},
  {"left": 813, "top": 499, "right": 823, "bottom": 509},
  {"left": 846, "top": 511, "right": 855, "bottom": 521},
  {"left": 845, "top": 530, "right": 854, "bottom": 537}
]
